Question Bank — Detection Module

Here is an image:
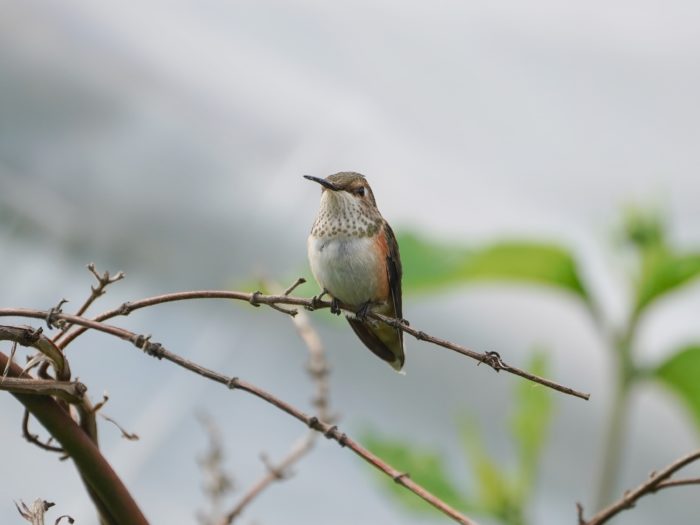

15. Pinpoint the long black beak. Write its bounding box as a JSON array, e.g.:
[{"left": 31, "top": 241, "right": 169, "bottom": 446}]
[{"left": 303, "top": 175, "right": 339, "bottom": 191}]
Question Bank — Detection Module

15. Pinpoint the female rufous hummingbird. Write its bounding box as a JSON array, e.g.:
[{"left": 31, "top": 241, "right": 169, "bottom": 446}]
[{"left": 304, "top": 172, "right": 405, "bottom": 371}]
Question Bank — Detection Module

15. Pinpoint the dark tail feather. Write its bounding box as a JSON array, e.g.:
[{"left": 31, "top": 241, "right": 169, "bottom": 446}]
[{"left": 346, "top": 318, "right": 404, "bottom": 371}]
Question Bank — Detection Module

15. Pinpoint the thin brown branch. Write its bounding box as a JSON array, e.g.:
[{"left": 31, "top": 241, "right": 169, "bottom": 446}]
[
  {"left": 7, "top": 288, "right": 589, "bottom": 400},
  {"left": 1, "top": 351, "right": 147, "bottom": 525},
  {"left": 0, "top": 324, "right": 91, "bottom": 456},
  {"left": 221, "top": 303, "right": 332, "bottom": 524},
  {"left": 22, "top": 408, "right": 64, "bottom": 454},
  {"left": 283, "top": 277, "right": 307, "bottom": 296},
  {"left": 0, "top": 325, "right": 71, "bottom": 380},
  {"left": 53, "top": 264, "right": 124, "bottom": 343},
  {"left": 0, "top": 310, "right": 476, "bottom": 524},
  {"left": 373, "top": 311, "right": 590, "bottom": 400},
  {"left": 0, "top": 377, "right": 86, "bottom": 402},
  {"left": 579, "top": 448, "right": 700, "bottom": 525},
  {"left": 221, "top": 433, "right": 315, "bottom": 525},
  {"left": 196, "top": 412, "right": 234, "bottom": 524},
  {"left": 654, "top": 477, "right": 700, "bottom": 490},
  {"left": 100, "top": 413, "right": 139, "bottom": 441},
  {"left": 0, "top": 325, "right": 79, "bottom": 454}
]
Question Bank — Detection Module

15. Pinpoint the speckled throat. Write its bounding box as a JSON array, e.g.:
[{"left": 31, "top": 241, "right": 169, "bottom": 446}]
[{"left": 310, "top": 189, "right": 383, "bottom": 239}]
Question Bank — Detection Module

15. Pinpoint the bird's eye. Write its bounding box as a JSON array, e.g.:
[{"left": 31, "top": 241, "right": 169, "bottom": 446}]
[{"left": 354, "top": 187, "right": 366, "bottom": 197}]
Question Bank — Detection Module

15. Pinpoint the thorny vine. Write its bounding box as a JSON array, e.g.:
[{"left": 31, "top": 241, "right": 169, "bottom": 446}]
[{"left": 1, "top": 265, "right": 698, "bottom": 525}]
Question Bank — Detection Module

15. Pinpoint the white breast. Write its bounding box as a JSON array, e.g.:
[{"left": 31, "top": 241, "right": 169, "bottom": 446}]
[{"left": 307, "top": 234, "right": 383, "bottom": 307}]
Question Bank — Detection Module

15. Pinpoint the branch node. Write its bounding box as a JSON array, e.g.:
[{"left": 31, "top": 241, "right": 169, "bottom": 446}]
[
  {"left": 131, "top": 334, "right": 164, "bottom": 359},
  {"left": 46, "top": 299, "right": 68, "bottom": 329},
  {"left": 74, "top": 381, "right": 88, "bottom": 398},
  {"left": 117, "top": 301, "right": 133, "bottom": 316},
  {"left": 249, "top": 291, "right": 262, "bottom": 307},
  {"left": 145, "top": 342, "right": 164, "bottom": 358},
  {"left": 308, "top": 290, "right": 327, "bottom": 311},
  {"left": 323, "top": 425, "right": 338, "bottom": 439},
  {"left": 393, "top": 472, "right": 410, "bottom": 483},
  {"left": 20, "top": 327, "right": 44, "bottom": 347},
  {"left": 260, "top": 452, "right": 291, "bottom": 480},
  {"left": 227, "top": 376, "right": 240, "bottom": 390},
  {"left": 336, "top": 432, "right": 348, "bottom": 447},
  {"left": 480, "top": 350, "right": 504, "bottom": 371},
  {"left": 307, "top": 416, "right": 323, "bottom": 431}
]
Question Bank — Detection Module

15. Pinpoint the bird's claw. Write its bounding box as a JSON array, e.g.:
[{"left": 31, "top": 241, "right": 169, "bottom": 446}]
[
  {"left": 330, "top": 297, "right": 341, "bottom": 315},
  {"left": 308, "top": 290, "right": 328, "bottom": 311},
  {"left": 355, "top": 301, "right": 372, "bottom": 321}
]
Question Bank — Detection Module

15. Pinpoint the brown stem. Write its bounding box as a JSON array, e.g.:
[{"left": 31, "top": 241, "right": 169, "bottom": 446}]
[
  {"left": 53, "top": 263, "right": 124, "bottom": 344},
  {"left": 220, "top": 432, "right": 317, "bottom": 525},
  {"left": 0, "top": 352, "right": 147, "bottom": 525},
  {"left": 0, "top": 377, "right": 87, "bottom": 402},
  {"left": 221, "top": 304, "right": 332, "bottom": 523},
  {"left": 1, "top": 309, "right": 476, "bottom": 524},
  {"left": 579, "top": 449, "right": 700, "bottom": 525},
  {"left": 6, "top": 288, "right": 589, "bottom": 400}
]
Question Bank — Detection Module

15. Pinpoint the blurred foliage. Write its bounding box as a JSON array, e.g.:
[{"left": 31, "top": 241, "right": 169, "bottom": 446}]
[
  {"left": 363, "top": 207, "right": 700, "bottom": 519},
  {"left": 619, "top": 205, "right": 700, "bottom": 317},
  {"left": 361, "top": 435, "right": 470, "bottom": 514},
  {"left": 509, "top": 353, "right": 553, "bottom": 496},
  {"left": 280, "top": 206, "right": 700, "bottom": 517},
  {"left": 363, "top": 353, "right": 553, "bottom": 525},
  {"left": 654, "top": 345, "right": 700, "bottom": 430},
  {"left": 634, "top": 251, "right": 700, "bottom": 317},
  {"left": 397, "top": 233, "right": 591, "bottom": 303}
]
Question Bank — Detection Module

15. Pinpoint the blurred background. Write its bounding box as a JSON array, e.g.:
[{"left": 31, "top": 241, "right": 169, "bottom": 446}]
[{"left": 2, "top": 1, "right": 700, "bottom": 524}]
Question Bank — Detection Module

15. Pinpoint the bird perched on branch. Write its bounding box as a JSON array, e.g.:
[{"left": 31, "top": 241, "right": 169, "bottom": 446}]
[{"left": 304, "top": 172, "right": 404, "bottom": 371}]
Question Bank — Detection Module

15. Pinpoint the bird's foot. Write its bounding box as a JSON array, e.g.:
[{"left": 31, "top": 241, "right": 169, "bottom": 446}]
[
  {"left": 355, "top": 300, "right": 373, "bottom": 321},
  {"left": 330, "top": 297, "right": 342, "bottom": 315},
  {"left": 309, "top": 290, "right": 328, "bottom": 310}
]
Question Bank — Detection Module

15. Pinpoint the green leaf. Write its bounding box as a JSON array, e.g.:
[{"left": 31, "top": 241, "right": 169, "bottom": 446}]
[
  {"left": 510, "top": 352, "right": 554, "bottom": 497},
  {"left": 654, "top": 345, "right": 700, "bottom": 431},
  {"left": 458, "top": 419, "right": 512, "bottom": 515},
  {"left": 635, "top": 251, "right": 700, "bottom": 316},
  {"left": 396, "top": 232, "right": 590, "bottom": 302},
  {"left": 362, "top": 431, "right": 470, "bottom": 514},
  {"left": 459, "top": 242, "right": 589, "bottom": 300},
  {"left": 396, "top": 232, "right": 472, "bottom": 292}
]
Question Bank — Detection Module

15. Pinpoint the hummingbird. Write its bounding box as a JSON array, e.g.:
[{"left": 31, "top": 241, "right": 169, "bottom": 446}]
[{"left": 304, "top": 172, "right": 405, "bottom": 371}]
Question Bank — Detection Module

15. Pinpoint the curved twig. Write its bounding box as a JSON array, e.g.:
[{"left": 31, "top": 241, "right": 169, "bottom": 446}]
[
  {"left": 53, "top": 263, "right": 124, "bottom": 343},
  {"left": 578, "top": 449, "right": 700, "bottom": 525},
  {"left": 0, "top": 309, "right": 476, "bottom": 525},
  {"left": 0, "top": 351, "right": 147, "bottom": 525},
  {"left": 221, "top": 299, "right": 333, "bottom": 523},
  {"left": 13, "top": 288, "right": 589, "bottom": 400}
]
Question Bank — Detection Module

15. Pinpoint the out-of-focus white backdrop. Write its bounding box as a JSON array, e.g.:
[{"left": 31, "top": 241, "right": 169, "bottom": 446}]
[{"left": 1, "top": 1, "right": 700, "bottom": 524}]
